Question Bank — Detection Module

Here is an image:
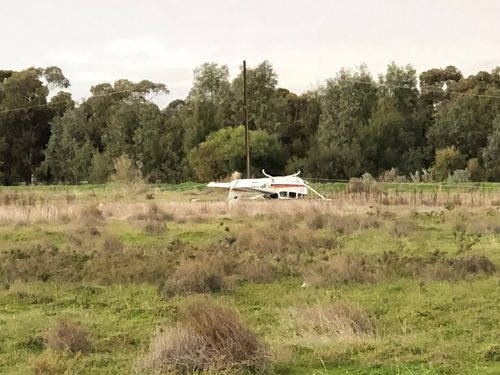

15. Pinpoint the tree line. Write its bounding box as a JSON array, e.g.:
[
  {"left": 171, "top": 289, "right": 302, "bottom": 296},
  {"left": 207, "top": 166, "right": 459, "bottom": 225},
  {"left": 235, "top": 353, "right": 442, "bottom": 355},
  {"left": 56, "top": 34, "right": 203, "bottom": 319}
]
[{"left": 0, "top": 62, "right": 499, "bottom": 185}]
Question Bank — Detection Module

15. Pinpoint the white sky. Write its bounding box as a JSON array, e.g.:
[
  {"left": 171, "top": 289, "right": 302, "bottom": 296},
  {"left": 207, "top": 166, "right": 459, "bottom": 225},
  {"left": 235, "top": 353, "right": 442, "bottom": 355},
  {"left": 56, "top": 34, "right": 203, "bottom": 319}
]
[{"left": 2, "top": 0, "right": 499, "bottom": 107}]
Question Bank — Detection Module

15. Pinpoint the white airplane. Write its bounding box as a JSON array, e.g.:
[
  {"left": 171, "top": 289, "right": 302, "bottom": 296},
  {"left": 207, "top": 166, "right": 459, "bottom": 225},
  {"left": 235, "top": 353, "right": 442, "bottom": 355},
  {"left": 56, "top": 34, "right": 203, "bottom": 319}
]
[{"left": 207, "top": 170, "right": 327, "bottom": 200}]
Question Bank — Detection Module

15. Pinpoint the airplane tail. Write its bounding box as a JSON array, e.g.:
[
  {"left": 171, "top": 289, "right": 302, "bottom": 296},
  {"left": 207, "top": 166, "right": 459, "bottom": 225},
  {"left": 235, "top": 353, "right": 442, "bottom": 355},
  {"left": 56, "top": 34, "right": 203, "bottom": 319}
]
[{"left": 262, "top": 169, "right": 301, "bottom": 178}]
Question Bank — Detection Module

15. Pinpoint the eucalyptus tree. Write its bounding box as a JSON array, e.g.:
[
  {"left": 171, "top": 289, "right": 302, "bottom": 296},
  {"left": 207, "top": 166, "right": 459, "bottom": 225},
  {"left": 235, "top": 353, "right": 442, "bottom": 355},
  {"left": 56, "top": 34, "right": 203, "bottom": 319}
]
[
  {"left": 310, "top": 65, "right": 378, "bottom": 178},
  {"left": 0, "top": 66, "right": 70, "bottom": 184}
]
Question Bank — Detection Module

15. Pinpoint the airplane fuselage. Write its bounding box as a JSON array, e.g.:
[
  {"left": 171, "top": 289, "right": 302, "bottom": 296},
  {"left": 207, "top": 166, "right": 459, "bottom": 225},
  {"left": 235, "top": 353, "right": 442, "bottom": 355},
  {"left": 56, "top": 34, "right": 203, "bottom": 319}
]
[{"left": 229, "top": 176, "right": 308, "bottom": 199}]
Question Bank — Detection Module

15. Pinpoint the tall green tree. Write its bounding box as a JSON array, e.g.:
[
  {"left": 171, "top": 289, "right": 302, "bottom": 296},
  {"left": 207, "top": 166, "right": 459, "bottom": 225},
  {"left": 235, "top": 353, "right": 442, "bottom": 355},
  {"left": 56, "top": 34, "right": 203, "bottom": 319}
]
[
  {"left": 0, "top": 67, "right": 69, "bottom": 184},
  {"left": 188, "top": 125, "right": 286, "bottom": 181},
  {"left": 230, "top": 61, "right": 279, "bottom": 132},
  {"left": 309, "top": 65, "right": 378, "bottom": 178},
  {"left": 42, "top": 109, "right": 93, "bottom": 183},
  {"left": 482, "top": 115, "right": 500, "bottom": 180},
  {"left": 182, "top": 63, "right": 231, "bottom": 152},
  {"left": 134, "top": 102, "right": 185, "bottom": 183},
  {"left": 428, "top": 69, "right": 500, "bottom": 161}
]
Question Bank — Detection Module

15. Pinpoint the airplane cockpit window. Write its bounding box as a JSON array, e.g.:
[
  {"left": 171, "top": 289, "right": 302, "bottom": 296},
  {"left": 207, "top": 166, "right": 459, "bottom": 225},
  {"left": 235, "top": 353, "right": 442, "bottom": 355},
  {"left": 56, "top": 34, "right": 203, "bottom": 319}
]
[
  {"left": 269, "top": 193, "right": 278, "bottom": 199},
  {"left": 279, "top": 191, "right": 287, "bottom": 198},
  {"left": 289, "top": 192, "right": 297, "bottom": 199}
]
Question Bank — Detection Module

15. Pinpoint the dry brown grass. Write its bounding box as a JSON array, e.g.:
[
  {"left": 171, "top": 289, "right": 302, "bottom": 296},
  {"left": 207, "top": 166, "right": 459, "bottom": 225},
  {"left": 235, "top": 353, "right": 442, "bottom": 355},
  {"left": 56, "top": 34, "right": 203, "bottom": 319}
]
[
  {"left": 455, "top": 255, "right": 496, "bottom": 275},
  {"left": 142, "top": 220, "right": 167, "bottom": 235},
  {"left": 162, "top": 259, "right": 229, "bottom": 297},
  {"left": 284, "top": 302, "right": 374, "bottom": 340},
  {"left": 231, "top": 224, "right": 315, "bottom": 255},
  {"left": 302, "top": 254, "right": 377, "bottom": 286},
  {"left": 301, "top": 251, "right": 497, "bottom": 286},
  {"left": 45, "top": 318, "right": 91, "bottom": 354},
  {"left": 138, "top": 299, "right": 269, "bottom": 374},
  {"left": 0, "top": 187, "right": 498, "bottom": 225},
  {"left": 305, "top": 211, "right": 380, "bottom": 233},
  {"left": 0, "top": 241, "right": 176, "bottom": 285},
  {"left": 133, "top": 203, "right": 174, "bottom": 221},
  {"left": 233, "top": 258, "right": 282, "bottom": 283}
]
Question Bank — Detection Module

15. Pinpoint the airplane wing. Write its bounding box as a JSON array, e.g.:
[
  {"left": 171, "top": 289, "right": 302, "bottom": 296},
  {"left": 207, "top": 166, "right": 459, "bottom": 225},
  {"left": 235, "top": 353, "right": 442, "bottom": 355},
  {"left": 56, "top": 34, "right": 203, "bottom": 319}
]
[
  {"left": 208, "top": 182, "right": 275, "bottom": 196},
  {"left": 207, "top": 182, "right": 232, "bottom": 189},
  {"left": 231, "top": 186, "right": 275, "bottom": 195}
]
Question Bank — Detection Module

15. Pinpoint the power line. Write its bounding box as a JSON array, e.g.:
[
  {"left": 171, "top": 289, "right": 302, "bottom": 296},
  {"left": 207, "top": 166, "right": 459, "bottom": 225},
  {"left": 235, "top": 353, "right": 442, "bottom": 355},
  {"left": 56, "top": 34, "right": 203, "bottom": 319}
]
[
  {"left": 331, "top": 78, "right": 500, "bottom": 100},
  {"left": 1, "top": 77, "right": 500, "bottom": 116},
  {"left": 0, "top": 86, "right": 162, "bottom": 115}
]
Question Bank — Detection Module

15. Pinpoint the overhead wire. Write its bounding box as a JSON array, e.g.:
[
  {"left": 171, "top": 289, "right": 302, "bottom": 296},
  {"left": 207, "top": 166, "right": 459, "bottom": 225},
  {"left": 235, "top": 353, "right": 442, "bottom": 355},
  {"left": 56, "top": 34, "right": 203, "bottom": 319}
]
[
  {"left": 1, "top": 75, "right": 500, "bottom": 115},
  {"left": 327, "top": 78, "right": 500, "bottom": 100},
  {"left": 0, "top": 85, "right": 164, "bottom": 115}
]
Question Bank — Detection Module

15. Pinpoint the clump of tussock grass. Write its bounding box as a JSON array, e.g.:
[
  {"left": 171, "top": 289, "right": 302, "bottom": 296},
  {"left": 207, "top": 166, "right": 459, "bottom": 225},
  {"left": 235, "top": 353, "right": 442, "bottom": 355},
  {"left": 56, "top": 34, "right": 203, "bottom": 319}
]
[
  {"left": 301, "top": 251, "right": 497, "bottom": 286},
  {"left": 78, "top": 202, "right": 103, "bottom": 221},
  {"left": 0, "top": 240, "right": 178, "bottom": 285},
  {"left": 0, "top": 244, "right": 87, "bottom": 284},
  {"left": 138, "top": 298, "right": 269, "bottom": 374},
  {"left": 267, "top": 214, "right": 297, "bottom": 232},
  {"left": 45, "top": 317, "right": 91, "bottom": 354},
  {"left": 347, "top": 178, "right": 370, "bottom": 193},
  {"left": 391, "top": 218, "right": 419, "bottom": 238},
  {"left": 31, "top": 352, "right": 65, "bottom": 375},
  {"left": 143, "top": 220, "right": 167, "bottom": 235},
  {"left": 162, "top": 258, "right": 229, "bottom": 297},
  {"left": 65, "top": 194, "right": 76, "bottom": 203},
  {"left": 0, "top": 192, "right": 18, "bottom": 206},
  {"left": 455, "top": 255, "right": 496, "bottom": 275},
  {"left": 232, "top": 224, "right": 315, "bottom": 255},
  {"left": 305, "top": 211, "right": 379, "bottom": 233},
  {"left": 284, "top": 301, "right": 374, "bottom": 339},
  {"left": 134, "top": 203, "right": 174, "bottom": 222},
  {"left": 233, "top": 258, "right": 283, "bottom": 283},
  {"left": 133, "top": 203, "right": 172, "bottom": 235},
  {"left": 302, "top": 254, "right": 377, "bottom": 286},
  {"left": 102, "top": 235, "right": 124, "bottom": 254}
]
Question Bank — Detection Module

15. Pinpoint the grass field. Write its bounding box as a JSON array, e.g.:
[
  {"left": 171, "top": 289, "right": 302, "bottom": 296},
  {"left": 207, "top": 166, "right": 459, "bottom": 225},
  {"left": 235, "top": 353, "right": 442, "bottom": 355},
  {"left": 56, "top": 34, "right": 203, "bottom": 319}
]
[{"left": 0, "top": 183, "right": 499, "bottom": 374}]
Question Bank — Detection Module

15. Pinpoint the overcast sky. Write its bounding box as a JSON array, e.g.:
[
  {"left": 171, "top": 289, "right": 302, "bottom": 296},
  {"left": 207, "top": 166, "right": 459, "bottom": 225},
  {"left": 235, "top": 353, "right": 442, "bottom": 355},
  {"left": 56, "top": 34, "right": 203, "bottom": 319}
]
[{"left": 2, "top": 0, "right": 499, "bottom": 107}]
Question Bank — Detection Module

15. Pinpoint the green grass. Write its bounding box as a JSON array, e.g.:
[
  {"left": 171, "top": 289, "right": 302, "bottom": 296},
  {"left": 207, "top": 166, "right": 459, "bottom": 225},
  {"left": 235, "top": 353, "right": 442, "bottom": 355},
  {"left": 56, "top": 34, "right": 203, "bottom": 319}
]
[
  {"left": 0, "top": 188, "right": 499, "bottom": 374},
  {"left": 2, "top": 277, "right": 499, "bottom": 374}
]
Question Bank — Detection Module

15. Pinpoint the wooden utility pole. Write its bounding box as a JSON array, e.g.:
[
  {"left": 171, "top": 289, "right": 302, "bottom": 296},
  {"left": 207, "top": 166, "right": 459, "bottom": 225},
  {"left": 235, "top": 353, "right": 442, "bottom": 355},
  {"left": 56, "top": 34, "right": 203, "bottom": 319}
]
[{"left": 243, "top": 60, "right": 250, "bottom": 178}]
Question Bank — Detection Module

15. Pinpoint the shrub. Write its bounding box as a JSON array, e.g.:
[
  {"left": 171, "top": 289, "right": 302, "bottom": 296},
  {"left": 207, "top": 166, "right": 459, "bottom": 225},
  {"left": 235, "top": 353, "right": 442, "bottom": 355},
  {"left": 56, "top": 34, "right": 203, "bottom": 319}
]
[
  {"left": 466, "top": 158, "right": 487, "bottom": 182},
  {"left": 88, "top": 151, "right": 113, "bottom": 184},
  {"left": 455, "top": 255, "right": 496, "bottom": 275},
  {"left": 431, "top": 146, "right": 465, "bottom": 181},
  {"left": 447, "top": 169, "right": 470, "bottom": 183},
  {"left": 162, "top": 259, "right": 228, "bottom": 297},
  {"left": 347, "top": 178, "right": 368, "bottom": 193},
  {"left": 111, "top": 154, "right": 144, "bottom": 186},
  {"left": 453, "top": 218, "right": 482, "bottom": 253},
  {"left": 378, "top": 168, "right": 408, "bottom": 182},
  {"left": 138, "top": 299, "right": 268, "bottom": 373},
  {"left": 45, "top": 318, "right": 91, "bottom": 354}
]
